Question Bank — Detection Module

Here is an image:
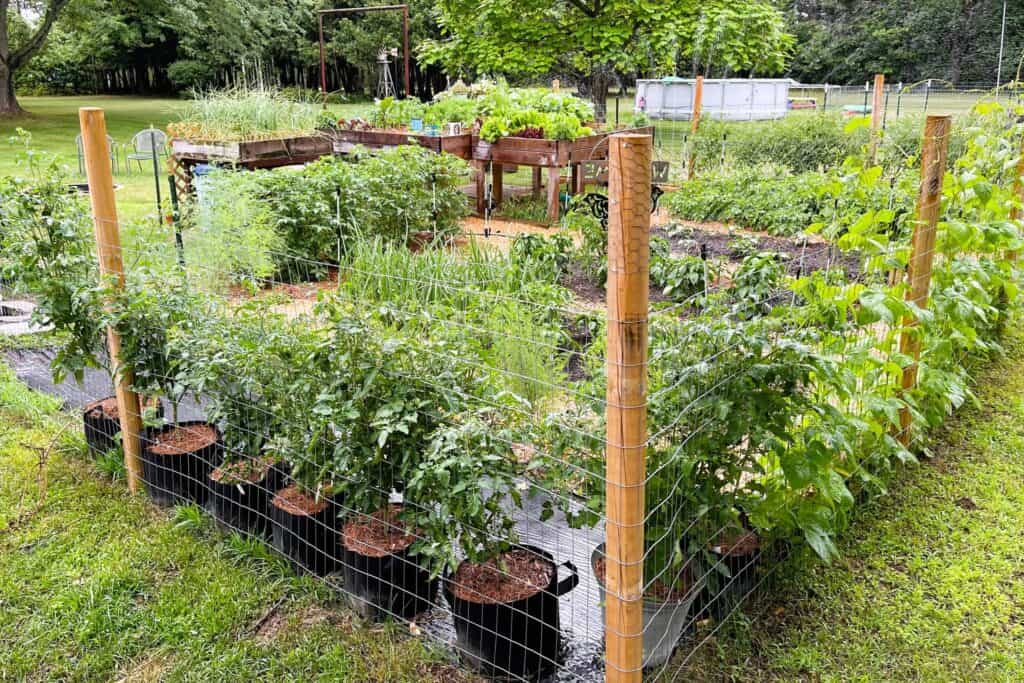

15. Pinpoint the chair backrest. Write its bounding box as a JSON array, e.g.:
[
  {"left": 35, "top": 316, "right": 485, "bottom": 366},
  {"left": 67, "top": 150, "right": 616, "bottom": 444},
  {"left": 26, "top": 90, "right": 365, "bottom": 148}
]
[
  {"left": 132, "top": 128, "right": 167, "bottom": 154},
  {"left": 75, "top": 134, "right": 115, "bottom": 155}
]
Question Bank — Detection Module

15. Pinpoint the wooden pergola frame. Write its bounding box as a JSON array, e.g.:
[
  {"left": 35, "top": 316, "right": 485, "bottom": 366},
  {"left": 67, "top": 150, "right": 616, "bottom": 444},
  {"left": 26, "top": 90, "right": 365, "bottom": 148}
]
[{"left": 318, "top": 4, "right": 411, "bottom": 99}]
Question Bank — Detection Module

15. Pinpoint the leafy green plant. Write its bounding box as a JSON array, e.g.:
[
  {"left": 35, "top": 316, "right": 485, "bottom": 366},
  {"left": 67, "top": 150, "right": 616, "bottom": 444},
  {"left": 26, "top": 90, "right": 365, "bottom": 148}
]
[
  {"left": 169, "top": 86, "right": 323, "bottom": 142},
  {"left": 730, "top": 250, "right": 787, "bottom": 317},
  {"left": 369, "top": 96, "right": 427, "bottom": 129}
]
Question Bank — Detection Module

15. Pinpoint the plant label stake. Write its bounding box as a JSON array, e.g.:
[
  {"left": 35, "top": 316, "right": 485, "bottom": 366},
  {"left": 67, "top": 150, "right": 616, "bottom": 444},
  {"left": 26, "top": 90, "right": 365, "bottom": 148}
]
[
  {"left": 79, "top": 107, "right": 146, "bottom": 493},
  {"left": 604, "top": 133, "right": 651, "bottom": 683},
  {"left": 897, "top": 115, "right": 952, "bottom": 447}
]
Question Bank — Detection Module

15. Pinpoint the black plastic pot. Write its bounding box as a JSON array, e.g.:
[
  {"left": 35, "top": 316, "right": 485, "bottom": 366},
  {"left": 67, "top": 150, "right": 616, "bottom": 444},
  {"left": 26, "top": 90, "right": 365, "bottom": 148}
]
[
  {"left": 444, "top": 545, "right": 579, "bottom": 679},
  {"left": 338, "top": 515, "right": 437, "bottom": 620},
  {"left": 696, "top": 536, "right": 762, "bottom": 622},
  {"left": 206, "top": 460, "right": 280, "bottom": 536},
  {"left": 82, "top": 396, "right": 164, "bottom": 458},
  {"left": 140, "top": 421, "right": 222, "bottom": 507},
  {"left": 270, "top": 485, "right": 340, "bottom": 576}
]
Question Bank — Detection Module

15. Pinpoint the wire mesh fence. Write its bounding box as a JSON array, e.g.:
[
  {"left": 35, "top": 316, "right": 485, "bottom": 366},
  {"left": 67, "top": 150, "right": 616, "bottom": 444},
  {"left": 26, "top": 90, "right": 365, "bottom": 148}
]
[{"left": 1, "top": 83, "right": 1021, "bottom": 682}]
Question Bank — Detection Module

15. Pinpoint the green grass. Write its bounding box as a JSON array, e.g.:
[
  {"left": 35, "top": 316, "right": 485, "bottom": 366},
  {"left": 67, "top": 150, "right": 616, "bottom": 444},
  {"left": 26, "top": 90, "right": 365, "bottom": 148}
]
[
  {"left": 0, "top": 362, "right": 477, "bottom": 683},
  {"left": 672, "top": 330, "right": 1024, "bottom": 681}
]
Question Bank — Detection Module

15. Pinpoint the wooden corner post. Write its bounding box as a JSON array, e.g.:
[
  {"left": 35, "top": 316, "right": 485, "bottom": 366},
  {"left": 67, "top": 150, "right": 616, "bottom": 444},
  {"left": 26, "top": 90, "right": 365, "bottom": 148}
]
[
  {"left": 897, "top": 115, "right": 952, "bottom": 447},
  {"left": 1007, "top": 137, "right": 1024, "bottom": 262},
  {"left": 79, "top": 107, "right": 145, "bottom": 493},
  {"left": 687, "top": 75, "right": 704, "bottom": 179},
  {"left": 868, "top": 73, "right": 885, "bottom": 165},
  {"left": 605, "top": 133, "right": 651, "bottom": 683}
]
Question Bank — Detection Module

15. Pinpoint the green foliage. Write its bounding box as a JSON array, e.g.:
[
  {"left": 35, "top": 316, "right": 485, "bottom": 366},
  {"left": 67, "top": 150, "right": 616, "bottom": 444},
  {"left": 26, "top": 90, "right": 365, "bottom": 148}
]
[
  {"left": 369, "top": 96, "right": 428, "bottom": 129},
  {"left": 197, "top": 146, "right": 468, "bottom": 283},
  {"left": 666, "top": 164, "right": 827, "bottom": 236},
  {"left": 169, "top": 87, "right": 323, "bottom": 142},
  {"left": 731, "top": 251, "right": 787, "bottom": 316},
  {"left": 0, "top": 151, "right": 106, "bottom": 384}
]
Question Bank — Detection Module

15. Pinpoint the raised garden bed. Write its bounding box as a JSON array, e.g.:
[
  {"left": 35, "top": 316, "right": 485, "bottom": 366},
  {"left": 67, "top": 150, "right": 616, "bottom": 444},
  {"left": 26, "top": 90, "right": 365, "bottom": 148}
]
[
  {"left": 325, "top": 128, "right": 474, "bottom": 160},
  {"left": 170, "top": 135, "right": 333, "bottom": 168}
]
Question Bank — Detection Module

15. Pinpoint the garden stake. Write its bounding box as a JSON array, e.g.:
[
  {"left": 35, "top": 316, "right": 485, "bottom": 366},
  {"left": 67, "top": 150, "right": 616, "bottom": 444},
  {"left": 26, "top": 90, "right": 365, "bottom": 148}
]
[
  {"left": 897, "top": 115, "right": 951, "bottom": 447},
  {"left": 604, "top": 133, "right": 651, "bottom": 683},
  {"left": 79, "top": 107, "right": 145, "bottom": 493},
  {"left": 868, "top": 73, "right": 885, "bottom": 165},
  {"left": 1007, "top": 137, "right": 1024, "bottom": 262},
  {"left": 150, "top": 130, "right": 163, "bottom": 226},
  {"left": 166, "top": 175, "right": 185, "bottom": 267},
  {"left": 687, "top": 75, "right": 703, "bottom": 179}
]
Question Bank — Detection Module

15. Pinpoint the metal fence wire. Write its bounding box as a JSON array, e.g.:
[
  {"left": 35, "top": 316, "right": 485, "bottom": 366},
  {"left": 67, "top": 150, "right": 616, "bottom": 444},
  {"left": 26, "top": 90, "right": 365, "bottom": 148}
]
[{"left": 0, "top": 84, "right": 1020, "bottom": 683}]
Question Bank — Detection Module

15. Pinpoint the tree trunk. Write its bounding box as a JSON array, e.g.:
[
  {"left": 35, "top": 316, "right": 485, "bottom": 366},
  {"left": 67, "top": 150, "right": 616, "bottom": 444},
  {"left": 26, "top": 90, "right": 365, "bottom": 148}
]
[
  {"left": 0, "top": 62, "right": 23, "bottom": 117},
  {"left": 580, "top": 71, "right": 612, "bottom": 123}
]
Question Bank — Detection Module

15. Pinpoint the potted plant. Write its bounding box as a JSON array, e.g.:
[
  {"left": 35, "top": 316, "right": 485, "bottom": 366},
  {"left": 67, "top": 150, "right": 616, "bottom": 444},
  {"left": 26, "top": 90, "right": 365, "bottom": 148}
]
[
  {"left": 181, "top": 302, "right": 290, "bottom": 535},
  {"left": 544, "top": 313, "right": 836, "bottom": 667},
  {"left": 400, "top": 408, "right": 578, "bottom": 679},
  {"left": 0, "top": 158, "right": 165, "bottom": 457},
  {"left": 112, "top": 269, "right": 221, "bottom": 507},
  {"left": 261, "top": 319, "right": 345, "bottom": 576},
  {"left": 325, "top": 314, "right": 456, "bottom": 620}
]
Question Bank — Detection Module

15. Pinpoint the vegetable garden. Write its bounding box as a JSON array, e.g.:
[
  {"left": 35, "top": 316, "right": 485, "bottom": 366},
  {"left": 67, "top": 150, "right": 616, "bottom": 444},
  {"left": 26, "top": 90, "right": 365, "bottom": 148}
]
[{"left": 1, "top": 82, "right": 1022, "bottom": 682}]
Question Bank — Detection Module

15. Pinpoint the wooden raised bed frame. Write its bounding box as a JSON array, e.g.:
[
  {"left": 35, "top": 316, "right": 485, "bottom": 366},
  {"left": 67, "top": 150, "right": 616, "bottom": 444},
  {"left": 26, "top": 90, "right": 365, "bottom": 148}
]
[
  {"left": 325, "top": 128, "right": 474, "bottom": 160},
  {"left": 170, "top": 134, "right": 334, "bottom": 192},
  {"left": 472, "top": 126, "right": 655, "bottom": 222}
]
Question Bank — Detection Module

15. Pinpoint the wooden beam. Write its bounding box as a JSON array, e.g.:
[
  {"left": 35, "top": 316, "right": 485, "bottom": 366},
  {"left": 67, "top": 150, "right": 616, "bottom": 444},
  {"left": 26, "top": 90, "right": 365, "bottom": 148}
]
[
  {"left": 897, "top": 115, "right": 952, "bottom": 447},
  {"left": 604, "top": 133, "right": 651, "bottom": 683},
  {"left": 79, "top": 107, "right": 145, "bottom": 493}
]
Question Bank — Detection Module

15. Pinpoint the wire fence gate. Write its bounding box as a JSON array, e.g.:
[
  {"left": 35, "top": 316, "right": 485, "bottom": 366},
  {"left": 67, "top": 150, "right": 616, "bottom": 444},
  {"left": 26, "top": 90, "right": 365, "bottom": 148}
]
[{"left": 1, "top": 92, "right": 1021, "bottom": 683}]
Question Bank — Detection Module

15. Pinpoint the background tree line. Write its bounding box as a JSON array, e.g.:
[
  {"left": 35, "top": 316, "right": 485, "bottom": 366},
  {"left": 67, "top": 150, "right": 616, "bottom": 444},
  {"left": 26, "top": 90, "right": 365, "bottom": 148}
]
[{"left": 3, "top": 0, "right": 1022, "bottom": 115}]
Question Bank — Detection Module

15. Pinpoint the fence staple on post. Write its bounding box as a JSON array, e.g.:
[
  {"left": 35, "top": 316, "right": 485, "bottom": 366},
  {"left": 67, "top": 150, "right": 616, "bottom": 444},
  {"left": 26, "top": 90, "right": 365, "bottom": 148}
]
[
  {"left": 79, "top": 107, "right": 146, "bottom": 493},
  {"left": 604, "top": 132, "right": 651, "bottom": 682},
  {"left": 897, "top": 115, "right": 952, "bottom": 447}
]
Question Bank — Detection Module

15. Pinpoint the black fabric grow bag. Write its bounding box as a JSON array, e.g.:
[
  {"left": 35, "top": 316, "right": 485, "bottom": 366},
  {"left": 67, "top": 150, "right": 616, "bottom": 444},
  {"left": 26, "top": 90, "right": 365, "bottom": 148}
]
[
  {"left": 83, "top": 396, "right": 163, "bottom": 458},
  {"left": 140, "top": 421, "right": 222, "bottom": 507},
  {"left": 444, "top": 545, "right": 579, "bottom": 679},
  {"left": 269, "top": 487, "right": 340, "bottom": 576},
  {"left": 339, "top": 524, "right": 437, "bottom": 620},
  {"left": 206, "top": 460, "right": 281, "bottom": 536}
]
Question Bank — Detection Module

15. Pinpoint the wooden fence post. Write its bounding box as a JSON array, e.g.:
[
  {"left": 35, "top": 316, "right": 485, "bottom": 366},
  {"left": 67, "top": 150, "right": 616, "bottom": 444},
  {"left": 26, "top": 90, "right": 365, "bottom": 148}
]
[
  {"left": 687, "top": 75, "right": 704, "bottom": 179},
  {"left": 897, "top": 115, "right": 952, "bottom": 447},
  {"left": 605, "top": 133, "right": 651, "bottom": 683},
  {"left": 868, "top": 73, "right": 885, "bottom": 165},
  {"left": 1007, "top": 138, "right": 1024, "bottom": 262},
  {"left": 80, "top": 107, "right": 145, "bottom": 493}
]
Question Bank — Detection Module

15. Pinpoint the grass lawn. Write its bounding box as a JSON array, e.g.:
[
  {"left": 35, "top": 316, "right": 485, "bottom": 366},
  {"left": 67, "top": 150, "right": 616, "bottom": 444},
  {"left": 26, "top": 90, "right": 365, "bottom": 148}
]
[{"left": 0, "top": 360, "right": 478, "bottom": 682}]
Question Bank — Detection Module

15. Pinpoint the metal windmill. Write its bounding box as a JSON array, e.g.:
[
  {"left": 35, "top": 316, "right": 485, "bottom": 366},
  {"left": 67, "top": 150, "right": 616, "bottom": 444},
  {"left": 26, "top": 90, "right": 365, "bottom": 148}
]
[{"left": 376, "top": 47, "right": 399, "bottom": 99}]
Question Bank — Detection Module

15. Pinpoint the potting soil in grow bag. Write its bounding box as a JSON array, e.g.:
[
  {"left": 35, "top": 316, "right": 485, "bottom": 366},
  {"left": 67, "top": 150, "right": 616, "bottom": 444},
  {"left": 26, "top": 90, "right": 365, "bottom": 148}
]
[
  {"left": 270, "top": 484, "right": 340, "bottom": 576},
  {"left": 206, "top": 457, "right": 279, "bottom": 536},
  {"left": 444, "top": 545, "right": 579, "bottom": 679},
  {"left": 339, "top": 505, "right": 437, "bottom": 620},
  {"left": 141, "top": 421, "right": 222, "bottom": 506},
  {"left": 83, "top": 395, "right": 164, "bottom": 458}
]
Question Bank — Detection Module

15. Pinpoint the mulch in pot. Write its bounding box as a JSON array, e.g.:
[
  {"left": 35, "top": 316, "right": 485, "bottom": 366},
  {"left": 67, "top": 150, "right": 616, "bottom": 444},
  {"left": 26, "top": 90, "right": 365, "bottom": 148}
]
[
  {"left": 270, "top": 483, "right": 339, "bottom": 576},
  {"left": 206, "top": 456, "right": 277, "bottom": 536},
  {"left": 141, "top": 421, "right": 221, "bottom": 507},
  {"left": 338, "top": 504, "right": 438, "bottom": 620}
]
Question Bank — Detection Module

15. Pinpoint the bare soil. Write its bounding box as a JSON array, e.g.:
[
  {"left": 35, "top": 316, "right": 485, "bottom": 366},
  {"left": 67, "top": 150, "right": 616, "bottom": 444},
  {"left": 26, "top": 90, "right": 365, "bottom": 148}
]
[
  {"left": 147, "top": 423, "right": 218, "bottom": 456},
  {"left": 449, "top": 548, "right": 553, "bottom": 604},
  {"left": 340, "top": 505, "right": 417, "bottom": 558}
]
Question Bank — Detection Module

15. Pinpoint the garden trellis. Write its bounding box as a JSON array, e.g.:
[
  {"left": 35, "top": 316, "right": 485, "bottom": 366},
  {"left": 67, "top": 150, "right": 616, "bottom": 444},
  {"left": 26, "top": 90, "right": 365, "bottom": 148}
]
[{"left": 2, "top": 77, "right": 1023, "bottom": 683}]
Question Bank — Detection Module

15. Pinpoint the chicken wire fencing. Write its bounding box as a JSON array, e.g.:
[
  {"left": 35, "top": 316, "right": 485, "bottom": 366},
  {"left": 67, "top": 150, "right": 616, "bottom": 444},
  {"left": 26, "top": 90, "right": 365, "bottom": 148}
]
[{"left": 1, "top": 85, "right": 1021, "bottom": 683}]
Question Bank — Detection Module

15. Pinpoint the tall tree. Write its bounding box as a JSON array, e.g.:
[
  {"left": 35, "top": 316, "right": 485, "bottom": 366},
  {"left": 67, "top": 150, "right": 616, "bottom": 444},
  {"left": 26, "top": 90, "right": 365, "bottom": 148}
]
[
  {"left": 420, "top": 0, "right": 793, "bottom": 120},
  {"left": 1, "top": 0, "right": 73, "bottom": 115}
]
